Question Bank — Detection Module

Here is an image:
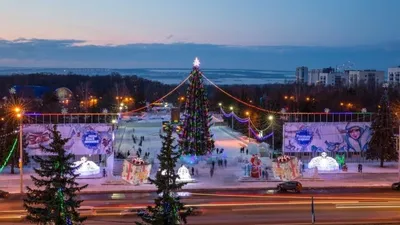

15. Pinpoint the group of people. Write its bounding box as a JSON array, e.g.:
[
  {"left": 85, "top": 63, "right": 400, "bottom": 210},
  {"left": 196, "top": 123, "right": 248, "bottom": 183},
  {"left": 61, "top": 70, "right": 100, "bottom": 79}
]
[
  {"left": 132, "top": 135, "right": 145, "bottom": 146},
  {"left": 215, "top": 148, "right": 224, "bottom": 154},
  {"left": 239, "top": 147, "right": 249, "bottom": 155}
]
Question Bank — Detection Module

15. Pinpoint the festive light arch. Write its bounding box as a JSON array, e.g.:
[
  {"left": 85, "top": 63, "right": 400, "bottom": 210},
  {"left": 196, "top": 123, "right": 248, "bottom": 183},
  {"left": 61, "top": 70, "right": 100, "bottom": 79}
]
[{"left": 220, "top": 106, "right": 274, "bottom": 141}]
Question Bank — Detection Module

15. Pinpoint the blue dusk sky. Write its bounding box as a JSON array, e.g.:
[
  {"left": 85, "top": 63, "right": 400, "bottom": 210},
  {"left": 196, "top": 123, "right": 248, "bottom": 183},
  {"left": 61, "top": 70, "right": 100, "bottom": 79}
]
[{"left": 0, "top": 0, "right": 399, "bottom": 70}]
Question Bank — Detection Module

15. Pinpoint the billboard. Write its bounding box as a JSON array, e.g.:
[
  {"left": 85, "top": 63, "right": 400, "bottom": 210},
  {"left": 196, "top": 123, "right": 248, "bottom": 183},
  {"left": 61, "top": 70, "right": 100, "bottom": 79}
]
[
  {"left": 283, "top": 122, "right": 371, "bottom": 152},
  {"left": 23, "top": 124, "right": 113, "bottom": 156}
]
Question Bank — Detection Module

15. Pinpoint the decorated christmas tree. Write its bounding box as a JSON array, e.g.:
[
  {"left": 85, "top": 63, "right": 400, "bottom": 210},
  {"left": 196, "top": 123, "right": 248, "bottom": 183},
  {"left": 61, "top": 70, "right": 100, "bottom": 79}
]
[
  {"left": 24, "top": 125, "right": 87, "bottom": 225},
  {"left": 136, "top": 124, "right": 192, "bottom": 225},
  {"left": 366, "top": 85, "right": 398, "bottom": 167},
  {"left": 179, "top": 57, "right": 214, "bottom": 156}
]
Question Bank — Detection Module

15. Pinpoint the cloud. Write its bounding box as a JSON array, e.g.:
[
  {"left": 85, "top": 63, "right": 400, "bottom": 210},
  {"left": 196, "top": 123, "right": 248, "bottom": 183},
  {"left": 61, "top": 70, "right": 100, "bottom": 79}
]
[{"left": 0, "top": 38, "right": 399, "bottom": 70}]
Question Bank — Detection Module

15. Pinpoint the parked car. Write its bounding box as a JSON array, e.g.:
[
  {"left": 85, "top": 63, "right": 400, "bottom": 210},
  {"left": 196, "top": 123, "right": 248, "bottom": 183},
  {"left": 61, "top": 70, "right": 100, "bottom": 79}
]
[
  {"left": 0, "top": 190, "right": 9, "bottom": 199},
  {"left": 277, "top": 181, "right": 302, "bottom": 193},
  {"left": 391, "top": 182, "right": 400, "bottom": 190}
]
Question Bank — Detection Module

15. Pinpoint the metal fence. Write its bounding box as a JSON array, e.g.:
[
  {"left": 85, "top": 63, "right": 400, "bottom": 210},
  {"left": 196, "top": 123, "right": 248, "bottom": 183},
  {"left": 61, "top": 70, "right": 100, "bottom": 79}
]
[
  {"left": 280, "top": 112, "right": 374, "bottom": 123},
  {"left": 23, "top": 113, "right": 119, "bottom": 124}
]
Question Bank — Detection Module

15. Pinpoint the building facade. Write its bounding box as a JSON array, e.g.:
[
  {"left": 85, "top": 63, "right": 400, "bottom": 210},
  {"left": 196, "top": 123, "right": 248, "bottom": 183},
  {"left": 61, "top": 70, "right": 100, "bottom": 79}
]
[
  {"left": 308, "top": 69, "right": 322, "bottom": 85},
  {"left": 388, "top": 67, "right": 400, "bottom": 86},
  {"left": 348, "top": 70, "right": 384, "bottom": 87},
  {"left": 296, "top": 66, "right": 308, "bottom": 84},
  {"left": 318, "top": 72, "right": 348, "bottom": 86}
]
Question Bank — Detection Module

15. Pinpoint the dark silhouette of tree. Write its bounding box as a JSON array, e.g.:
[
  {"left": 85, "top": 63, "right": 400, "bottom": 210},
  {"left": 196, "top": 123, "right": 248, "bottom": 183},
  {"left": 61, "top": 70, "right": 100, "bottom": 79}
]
[
  {"left": 136, "top": 124, "right": 192, "bottom": 225},
  {"left": 24, "top": 125, "right": 87, "bottom": 224},
  {"left": 366, "top": 87, "right": 398, "bottom": 167}
]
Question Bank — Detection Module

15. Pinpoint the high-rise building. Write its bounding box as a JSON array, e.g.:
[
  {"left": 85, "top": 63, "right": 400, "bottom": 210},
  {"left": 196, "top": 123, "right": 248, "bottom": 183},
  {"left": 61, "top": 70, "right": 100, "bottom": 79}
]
[
  {"left": 308, "top": 69, "right": 322, "bottom": 85},
  {"left": 318, "top": 72, "right": 348, "bottom": 86},
  {"left": 388, "top": 66, "right": 400, "bottom": 86},
  {"left": 296, "top": 66, "right": 308, "bottom": 84},
  {"left": 348, "top": 70, "right": 384, "bottom": 87}
]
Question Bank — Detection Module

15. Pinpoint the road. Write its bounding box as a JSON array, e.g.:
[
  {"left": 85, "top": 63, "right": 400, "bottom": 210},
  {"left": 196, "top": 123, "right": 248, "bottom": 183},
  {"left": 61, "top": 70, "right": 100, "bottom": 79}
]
[{"left": 2, "top": 189, "right": 400, "bottom": 224}]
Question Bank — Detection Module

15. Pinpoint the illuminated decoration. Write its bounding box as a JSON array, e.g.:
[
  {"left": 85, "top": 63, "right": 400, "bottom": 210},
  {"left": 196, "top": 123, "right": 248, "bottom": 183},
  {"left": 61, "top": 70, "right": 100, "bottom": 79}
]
[
  {"left": 308, "top": 152, "right": 339, "bottom": 171},
  {"left": 176, "top": 165, "right": 194, "bottom": 183},
  {"left": 361, "top": 108, "right": 367, "bottom": 113},
  {"left": 81, "top": 130, "right": 101, "bottom": 149},
  {"left": 283, "top": 122, "right": 371, "bottom": 152},
  {"left": 272, "top": 156, "right": 301, "bottom": 181},
  {"left": 250, "top": 155, "right": 262, "bottom": 178},
  {"left": 121, "top": 158, "right": 152, "bottom": 185},
  {"left": 73, "top": 156, "right": 100, "bottom": 176},
  {"left": 102, "top": 108, "right": 108, "bottom": 114},
  {"left": 277, "top": 155, "right": 291, "bottom": 163},
  {"left": 24, "top": 124, "right": 113, "bottom": 156},
  {"left": 61, "top": 108, "right": 68, "bottom": 114},
  {"left": 55, "top": 87, "right": 73, "bottom": 101},
  {"left": 193, "top": 57, "right": 200, "bottom": 67},
  {"left": 295, "top": 128, "right": 313, "bottom": 146},
  {"left": 220, "top": 106, "right": 274, "bottom": 142},
  {"left": 179, "top": 57, "right": 214, "bottom": 156},
  {"left": 180, "top": 154, "right": 200, "bottom": 165},
  {"left": 324, "top": 108, "right": 330, "bottom": 113},
  {"left": 9, "top": 87, "right": 16, "bottom": 95}
]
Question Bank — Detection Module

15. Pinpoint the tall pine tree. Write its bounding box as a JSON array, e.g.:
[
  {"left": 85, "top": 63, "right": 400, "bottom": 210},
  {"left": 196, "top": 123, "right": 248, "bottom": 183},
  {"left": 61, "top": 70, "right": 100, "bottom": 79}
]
[
  {"left": 179, "top": 57, "right": 214, "bottom": 156},
  {"left": 366, "top": 86, "right": 398, "bottom": 167},
  {"left": 136, "top": 124, "right": 192, "bottom": 225},
  {"left": 24, "top": 125, "right": 87, "bottom": 225}
]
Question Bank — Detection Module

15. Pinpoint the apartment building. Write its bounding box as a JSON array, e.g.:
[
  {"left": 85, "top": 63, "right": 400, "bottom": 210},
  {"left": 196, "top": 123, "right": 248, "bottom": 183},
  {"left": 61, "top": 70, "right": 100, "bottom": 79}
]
[
  {"left": 388, "top": 66, "right": 400, "bottom": 86},
  {"left": 348, "top": 70, "right": 384, "bottom": 87},
  {"left": 308, "top": 69, "right": 322, "bottom": 85},
  {"left": 296, "top": 66, "right": 308, "bottom": 84}
]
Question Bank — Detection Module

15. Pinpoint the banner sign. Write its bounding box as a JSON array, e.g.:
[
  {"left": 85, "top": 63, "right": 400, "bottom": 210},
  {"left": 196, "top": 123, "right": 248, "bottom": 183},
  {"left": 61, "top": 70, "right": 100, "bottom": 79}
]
[
  {"left": 23, "top": 124, "right": 113, "bottom": 155},
  {"left": 283, "top": 122, "right": 371, "bottom": 152}
]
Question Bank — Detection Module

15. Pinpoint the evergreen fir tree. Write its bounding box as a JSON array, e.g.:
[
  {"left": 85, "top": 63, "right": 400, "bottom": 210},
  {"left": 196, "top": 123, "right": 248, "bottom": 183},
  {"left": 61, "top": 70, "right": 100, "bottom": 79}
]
[
  {"left": 179, "top": 58, "right": 214, "bottom": 156},
  {"left": 136, "top": 124, "right": 192, "bottom": 225},
  {"left": 24, "top": 125, "right": 87, "bottom": 225},
  {"left": 366, "top": 87, "right": 398, "bottom": 167}
]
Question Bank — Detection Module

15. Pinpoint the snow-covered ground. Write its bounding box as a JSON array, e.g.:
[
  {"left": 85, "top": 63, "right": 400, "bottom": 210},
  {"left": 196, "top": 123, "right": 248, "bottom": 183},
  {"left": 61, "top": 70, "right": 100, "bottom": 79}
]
[{"left": 1, "top": 113, "right": 400, "bottom": 193}]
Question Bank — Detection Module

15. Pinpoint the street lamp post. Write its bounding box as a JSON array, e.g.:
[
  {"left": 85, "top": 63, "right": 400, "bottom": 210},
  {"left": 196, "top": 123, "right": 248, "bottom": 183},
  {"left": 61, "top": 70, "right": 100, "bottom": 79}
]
[
  {"left": 14, "top": 107, "right": 24, "bottom": 194},
  {"left": 268, "top": 115, "right": 274, "bottom": 150},
  {"left": 19, "top": 117, "right": 23, "bottom": 194},
  {"left": 245, "top": 111, "right": 250, "bottom": 143},
  {"left": 229, "top": 106, "right": 234, "bottom": 130}
]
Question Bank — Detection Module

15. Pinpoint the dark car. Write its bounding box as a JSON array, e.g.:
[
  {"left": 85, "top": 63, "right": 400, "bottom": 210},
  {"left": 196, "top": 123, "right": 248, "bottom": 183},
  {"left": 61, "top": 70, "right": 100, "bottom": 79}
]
[
  {"left": 392, "top": 182, "right": 400, "bottom": 190},
  {"left": 0, "top": 190, "right": 9, "bottom": 199},
  {"left": 277, "top": 181, "right": 302, "bottom": 193}
]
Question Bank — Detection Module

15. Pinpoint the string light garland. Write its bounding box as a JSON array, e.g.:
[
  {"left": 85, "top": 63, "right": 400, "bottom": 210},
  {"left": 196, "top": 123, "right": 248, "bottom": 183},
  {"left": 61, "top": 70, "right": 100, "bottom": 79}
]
[
  {"left": 0, "top": 138, "right": 18, "bottom": 173},
  {"left": 202, "top": 74, "right": 280, "bottom": 114},
  {"left": 220, "top": 106, "right": 273, "bottom": 141},
  {"left": 220, "top": 107, "right": 272, "bottom": 132},
  {"left": 0, "top": 130, "right": 18, "bottom": 138},
  {"left": 123, "top": 74, "right": 192, "bottom": 114}
]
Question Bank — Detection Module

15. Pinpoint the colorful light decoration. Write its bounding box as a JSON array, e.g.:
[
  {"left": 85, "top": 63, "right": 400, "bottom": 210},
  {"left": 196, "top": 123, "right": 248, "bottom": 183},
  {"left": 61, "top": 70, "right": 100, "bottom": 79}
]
[{"left": 220, "top": 106, "right": 273, "bottom": 142}]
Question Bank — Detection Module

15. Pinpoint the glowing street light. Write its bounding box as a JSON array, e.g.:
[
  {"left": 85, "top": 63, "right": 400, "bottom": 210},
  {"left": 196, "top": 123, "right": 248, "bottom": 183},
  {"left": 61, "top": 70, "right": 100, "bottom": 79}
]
[
  {"left": 245, "top": 111, "right": 250, "bottom": 143},
  {"left": 229, "top": 106, "right": 234, "bottom": 111},
  {"left": 268, "top": 115, "right": 275, "bottom": 150},
  {"left": 14, "top": 107, "right": 21, "bottom": 113},
  {"left": 218, "top": 103, "right": 222, "bottom": 106}
]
